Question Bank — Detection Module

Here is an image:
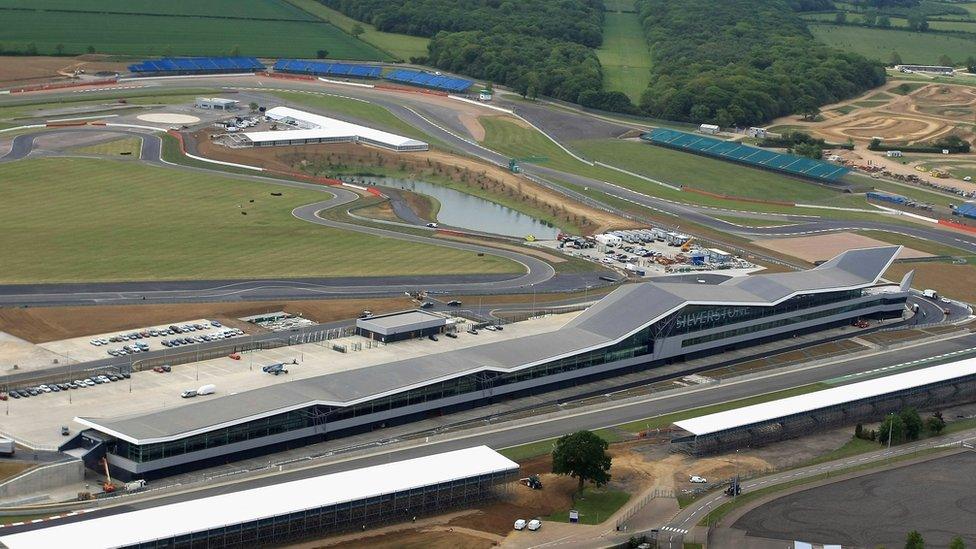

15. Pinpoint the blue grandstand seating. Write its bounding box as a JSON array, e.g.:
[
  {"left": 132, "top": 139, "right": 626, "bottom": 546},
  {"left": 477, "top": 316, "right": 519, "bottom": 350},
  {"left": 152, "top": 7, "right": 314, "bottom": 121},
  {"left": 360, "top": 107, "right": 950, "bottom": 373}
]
[
  {"left": 642, "top": 128, "right": 850, "bottom": 182},
  {"left": 272, "top": 59, "right": 382, "bottom": 79},
  {"left": 127, "top": 57, "right": 265, "bottom": 75},
  {"left": 384, "top": 69, "right": 473, "bottom": 92}
]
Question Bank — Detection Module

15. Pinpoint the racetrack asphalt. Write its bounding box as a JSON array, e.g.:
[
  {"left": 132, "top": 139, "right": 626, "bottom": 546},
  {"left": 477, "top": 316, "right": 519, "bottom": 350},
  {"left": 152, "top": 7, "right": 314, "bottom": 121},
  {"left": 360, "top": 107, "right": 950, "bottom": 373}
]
[{"left": 3, "top": 75, "right": 976, "bottom": 308}]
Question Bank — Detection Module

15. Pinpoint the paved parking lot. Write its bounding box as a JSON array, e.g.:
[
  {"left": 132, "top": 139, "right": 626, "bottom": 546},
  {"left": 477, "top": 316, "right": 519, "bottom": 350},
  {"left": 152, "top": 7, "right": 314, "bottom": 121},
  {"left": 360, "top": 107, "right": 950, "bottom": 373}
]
[
  {"left": 2, "top": 312, "right": 577, "bottom": 447},
  {"left": 734, "top": 451, "right": 976, "bottom": 548},
  {"left": 37, "top": 318, "right": 242, "bottom": 363}
]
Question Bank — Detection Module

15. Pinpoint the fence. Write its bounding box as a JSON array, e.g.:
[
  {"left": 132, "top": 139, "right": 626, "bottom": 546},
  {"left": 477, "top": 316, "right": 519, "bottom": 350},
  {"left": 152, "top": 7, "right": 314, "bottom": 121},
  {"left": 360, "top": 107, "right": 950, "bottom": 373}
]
[{"left": 615, "top": 488, "right": 675, "bottom": 531}]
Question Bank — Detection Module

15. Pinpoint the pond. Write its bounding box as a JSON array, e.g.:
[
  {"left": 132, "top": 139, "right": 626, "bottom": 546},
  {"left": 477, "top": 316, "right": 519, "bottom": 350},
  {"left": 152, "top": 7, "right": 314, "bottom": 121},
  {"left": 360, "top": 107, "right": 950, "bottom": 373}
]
[{"left": 359, "top": 177, "right": 562, "bottom": 239}]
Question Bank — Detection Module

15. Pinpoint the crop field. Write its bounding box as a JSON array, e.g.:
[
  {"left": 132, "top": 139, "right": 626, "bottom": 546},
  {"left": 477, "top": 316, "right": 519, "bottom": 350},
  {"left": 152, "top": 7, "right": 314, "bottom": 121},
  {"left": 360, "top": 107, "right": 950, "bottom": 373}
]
[
  {"left": 0, "top": 158, "right": 518, "bottom": 283},
  {"left": 596, "top": 10, "right": 652, "bottom": 103},
  {"left": 0, "top": 2, "right": 386, "bottom": 59},
  {"left": 283, "top": 0, "right": 430, "bottom": 61},
  {"left": 809, "top": 24, "right": 976, "bottom": 64}
]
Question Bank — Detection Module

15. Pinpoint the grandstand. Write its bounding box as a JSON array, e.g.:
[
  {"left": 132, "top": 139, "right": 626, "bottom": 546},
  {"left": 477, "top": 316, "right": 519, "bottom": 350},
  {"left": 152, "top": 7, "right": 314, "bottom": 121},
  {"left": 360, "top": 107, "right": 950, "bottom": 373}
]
[
  {"left": 274, "top": 59, "right": 382, "bottom": 79},
  {"left": 128, "top": 57, "right": 265, "bottom": 76},
  {"left": 385, "top": 69, "right": 473, "bottom": 92},
  {"left": 643, "top": 128, "right": 850, "bottom": 183}
]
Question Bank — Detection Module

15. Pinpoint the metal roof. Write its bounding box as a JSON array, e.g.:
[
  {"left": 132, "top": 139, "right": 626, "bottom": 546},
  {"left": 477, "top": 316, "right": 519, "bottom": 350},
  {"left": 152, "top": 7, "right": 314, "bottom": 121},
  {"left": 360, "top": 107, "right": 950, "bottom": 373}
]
[
  {"left": 246, "top": 106, "right": 427, "bottom": 149},
  {"left": 357, "top": 310, "right": 446, "bottom": 331},
  {"left": 0, "top": 446, "right": 516, "bottom": 549},
  {"left": 76, "top": 247, "right": 901, "bottom": 444},
  {"left": 674, "top": 358, "right": 976, "bottom": 436}
]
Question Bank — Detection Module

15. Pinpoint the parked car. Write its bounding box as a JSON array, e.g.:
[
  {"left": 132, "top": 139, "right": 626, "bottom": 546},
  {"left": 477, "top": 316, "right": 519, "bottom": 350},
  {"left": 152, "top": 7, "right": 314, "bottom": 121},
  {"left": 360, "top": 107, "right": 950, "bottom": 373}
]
[
  {"left": 161, "top": 365, "right": 172, "bottom": 372},
  {"left": 527, "top": 519, "right": 542, "bottom": 531},
  {"left": 447, "top": 300, "right": 462, "bottom": 306},
  {"left": 428, "top": 334, "right": 439, "bottom": 341},
  {"left": 466, "top": 328, "right": 478, "bottom": 335},
  {"left": 514, "top": 519, "right": 527, "bottom": 531},
  {"left": 445, "top": 332, "right": 458, "bottom": 339},
  {"left": 180, "top": 390, "right": 197, "bottom": 399},
  {"left": 690, "top": 476, "right": 707, "bottom": 483}
]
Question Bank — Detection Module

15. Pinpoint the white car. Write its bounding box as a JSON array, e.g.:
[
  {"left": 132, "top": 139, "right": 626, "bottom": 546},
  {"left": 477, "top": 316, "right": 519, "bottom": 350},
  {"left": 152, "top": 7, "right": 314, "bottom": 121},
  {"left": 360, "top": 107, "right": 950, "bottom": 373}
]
[
  {"left": 690, "top": 475, "right": 707, "bottom": 483},
  {"left": 940, "top": 297, "right": 951, "bottom": 304},
  {"left": 514, "top": 519, "right": 527, "bottom": 531},
  {"left": 527, "top": 519, "right": 542, "bottom": 531},
  {"left": 90, "top": 339, "right": 102, "bottom": 346}
]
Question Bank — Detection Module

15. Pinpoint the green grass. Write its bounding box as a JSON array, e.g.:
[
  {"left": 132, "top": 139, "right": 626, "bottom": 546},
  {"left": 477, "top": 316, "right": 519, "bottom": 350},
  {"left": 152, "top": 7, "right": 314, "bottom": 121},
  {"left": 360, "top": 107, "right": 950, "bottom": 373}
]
[
  {"left": 546, "top": 487, "right": 631, "bottom": 525},
  {"left": 269, "top": 91, "right": 435, "bottom": 144},
  {"left": 597, "top": 10, "right": 652, "bottom": 103},
  {"left": 810, "top": 24, "right": 976, "bottom": 64},
  {"left": 832, "top": 105, "right": 859, "bottom": 115},
  {"left": 0, "top": 90, "right": 218, "bottom": 121},
  {"left": 0, "top": 8, "right": 387, "bottom": 59},
  {"left": 499, "top": 439, "right": 559, "bottom": 462},
  {"left": 712, "top": 215, "right": 797, "bottom": 227},
  {"left": 0, "top": 158, "right": 519, "bottom": 282},
  {"left": 802, "top": 437, "right": 882, "bottom": 467},
  {"left": 888, "top": 81, "right": 928, "bottom": 95},
  {"left": 0, "top": 0, "right": 317, "bottom": 19},
  {"left": 283, "top": 0, "right": 430, "bottom": 61},
  {"left": 70, "top": 137, "right": 143, "bottom": 157}
]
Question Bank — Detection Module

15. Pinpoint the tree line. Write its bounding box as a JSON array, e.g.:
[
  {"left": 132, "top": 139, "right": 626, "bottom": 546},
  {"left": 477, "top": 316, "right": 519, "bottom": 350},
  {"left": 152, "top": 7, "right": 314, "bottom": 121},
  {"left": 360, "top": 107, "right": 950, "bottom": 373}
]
[
  {"left": 319, "top": 0, "right": 606, "bottom": 103},
  {"left": 635, "top": 0, "right": 886, "bottom": 127}
]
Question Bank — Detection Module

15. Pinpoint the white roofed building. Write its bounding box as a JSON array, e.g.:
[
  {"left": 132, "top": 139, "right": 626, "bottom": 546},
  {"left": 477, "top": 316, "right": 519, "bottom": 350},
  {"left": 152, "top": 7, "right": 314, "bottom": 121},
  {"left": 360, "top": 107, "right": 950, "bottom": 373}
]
[{"left": 244, "top": 106, "right": 429, "bottom": 152}]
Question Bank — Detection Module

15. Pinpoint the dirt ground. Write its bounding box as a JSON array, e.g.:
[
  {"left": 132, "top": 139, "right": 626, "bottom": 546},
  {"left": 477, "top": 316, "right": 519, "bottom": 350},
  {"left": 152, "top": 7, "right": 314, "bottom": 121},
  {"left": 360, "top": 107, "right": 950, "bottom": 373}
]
[
  {"left": 193, "top": 134, "right": 627, "bottom": 235},
  {"left": 751, "top": 232, "right": 930, "bottom": 263},
  {"left": 886, "top": 262, "right": 976, "bottom": 303},
  {"left": 770, "top": 81, "right": 976, "bottom": 148},
  {"left": 0, "top": 55, "right": 126, "bottom": 87},
  {"left": 0, "top": 297, "right": 414, "bottom": 343}
]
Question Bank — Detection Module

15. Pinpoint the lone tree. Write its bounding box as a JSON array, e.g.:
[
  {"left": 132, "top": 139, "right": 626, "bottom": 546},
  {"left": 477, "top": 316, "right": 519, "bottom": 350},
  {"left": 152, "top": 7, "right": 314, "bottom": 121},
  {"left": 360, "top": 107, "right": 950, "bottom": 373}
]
[
  {"left": 351, "top": 23, "right": 365, "bottom": 39},
  {"left": 552, "top": 430, "right": 612, "bottom": 493},
  {"left": 905, "top": 530, "right": 925, "bottom": 549},
  {"left": 316, "top": 49, "right": 329, "bottom": 59}
]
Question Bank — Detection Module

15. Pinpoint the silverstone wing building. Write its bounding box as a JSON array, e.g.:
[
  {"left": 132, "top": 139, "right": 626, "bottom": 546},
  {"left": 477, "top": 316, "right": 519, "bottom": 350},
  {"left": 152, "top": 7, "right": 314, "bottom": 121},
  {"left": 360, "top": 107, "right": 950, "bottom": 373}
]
[{"left": 69, "top": 247, "right": 910, "bottom": 479}]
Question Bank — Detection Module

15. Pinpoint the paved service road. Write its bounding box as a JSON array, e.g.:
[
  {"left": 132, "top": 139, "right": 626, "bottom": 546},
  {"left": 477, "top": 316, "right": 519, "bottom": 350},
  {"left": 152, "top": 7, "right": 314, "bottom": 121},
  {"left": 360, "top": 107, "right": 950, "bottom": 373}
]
[{"left": 4, "top": 333, "right": 974, "bottom": 536}]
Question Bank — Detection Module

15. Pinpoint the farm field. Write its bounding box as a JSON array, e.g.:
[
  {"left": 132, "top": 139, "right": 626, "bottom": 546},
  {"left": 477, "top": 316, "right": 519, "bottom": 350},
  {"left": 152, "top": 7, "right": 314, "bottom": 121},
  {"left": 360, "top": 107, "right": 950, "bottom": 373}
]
[
  {"left": 0, "top": 158, "right": 518, "bottom": 283},
  {"left": 0, "top": 0, "right": 316, "bottom": 19},
  {"left": 809, "top": 24, "right": 976, "bottom": 64},
  {"left": 0, "top": 9, "right": 386, "bottom": 59},
  {"left": 283, "top": 0, "right": 430, "bottom": 61},
  {"left": 596, "top": 10, "right": 652, "bottom": 103},
  {"left": 801, "top": 14, "right": 976, "bottom": 33}
]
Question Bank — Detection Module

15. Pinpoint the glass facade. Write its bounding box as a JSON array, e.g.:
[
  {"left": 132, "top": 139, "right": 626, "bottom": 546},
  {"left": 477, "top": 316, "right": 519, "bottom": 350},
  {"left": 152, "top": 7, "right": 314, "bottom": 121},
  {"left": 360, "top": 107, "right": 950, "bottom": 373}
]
[{"left": 107, "top": 288, "right": 904, "bottom": 466}]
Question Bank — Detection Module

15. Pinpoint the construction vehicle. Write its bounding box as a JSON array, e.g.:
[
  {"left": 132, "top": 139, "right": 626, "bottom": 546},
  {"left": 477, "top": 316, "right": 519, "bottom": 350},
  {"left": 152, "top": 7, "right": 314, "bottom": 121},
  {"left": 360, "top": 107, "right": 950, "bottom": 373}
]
[
  {"left": 100, "top": 457, "right": 116, "bottom": 493},
  {"left": 680, "top": 237, "right": 695, "bottom": 253},
  {"left": 724, "top": 476, "right": 741, "bottom": 497},
  {"left": 520, "top": 475, "right": 543, "bottom": 490}
]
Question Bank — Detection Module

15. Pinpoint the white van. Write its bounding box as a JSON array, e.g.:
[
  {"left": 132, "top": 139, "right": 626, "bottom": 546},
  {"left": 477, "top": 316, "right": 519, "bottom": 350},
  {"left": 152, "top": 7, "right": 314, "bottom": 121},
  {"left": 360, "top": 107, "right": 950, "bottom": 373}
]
[{"left": 197, "top": 384, "right": 216, "bottom": 396}]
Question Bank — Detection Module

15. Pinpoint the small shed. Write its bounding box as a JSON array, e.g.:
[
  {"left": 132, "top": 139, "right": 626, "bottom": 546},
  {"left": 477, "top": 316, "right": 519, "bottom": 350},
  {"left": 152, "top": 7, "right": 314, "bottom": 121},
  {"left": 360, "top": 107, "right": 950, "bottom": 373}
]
[
  {"left": 699, "top": 123, "right": 720, "bottom": 135},
  {"left": 196, "top": 97, "right": 239, "bottom": 110}
]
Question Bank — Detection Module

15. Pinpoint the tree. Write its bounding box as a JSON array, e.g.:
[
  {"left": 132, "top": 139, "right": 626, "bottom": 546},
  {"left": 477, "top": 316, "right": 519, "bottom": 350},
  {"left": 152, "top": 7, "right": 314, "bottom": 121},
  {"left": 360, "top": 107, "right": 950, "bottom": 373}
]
[
  {"left": 54, "top": 43, "right": 65, "bottom": 55},
  {"left": 926, "top": 412, "right": 946, "bottom": 435},
  {"left": 351, "top": 23, "right": 365, "bottom": 39},
  {"left": 794, "top": 142, "right": 823, "bottom": 159},
  {"left": 552, "top": 430, "right": 612, "bottom": 493},
  {"left": 248, "top": 102, "right": 259, "bottom": 112},
  {"left": 878, "top": 15, "right": 891, "bottom": 28},
  {"left": 854, "top": 423, "right": 864, "bottom": 439},
  {"left": 949, "top": 536, "right": 965, "bottom": 549},
  {"left": 967, "top": 56, "right": 976, "bottom": 74},
  {"left": 86, "top": 45, "right": 96, "bottom": 54},
  {"left": 835, "top": 11, "right": 847, "bottom": 24},
  {"left": 905, "top": 530, "right": 924, "bottom": 549},
  {"left": 879, "top": 413, "right": 906, "bottom": 445},
  {"left": 316, "top": 49, "right": 329, "bottom": 59},
  {"left": 900, "top": 408, "right": 923, "bottom": 441},
  {"left": 890, "top": 51, "right": 903, "bottom": 67},
  {"left": 796, "top": 97, "right": 820, "bottom": 121},
  {"left": 938, "top": 54, "right": 953, "bottom": 67}
]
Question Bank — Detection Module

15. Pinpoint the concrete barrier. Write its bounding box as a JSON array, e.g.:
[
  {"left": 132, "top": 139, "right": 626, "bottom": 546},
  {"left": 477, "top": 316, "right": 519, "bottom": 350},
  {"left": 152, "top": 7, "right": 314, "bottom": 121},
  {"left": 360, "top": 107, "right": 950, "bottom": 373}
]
[{"left": 0, "top": 459, "right": 83, "bottom": 501}]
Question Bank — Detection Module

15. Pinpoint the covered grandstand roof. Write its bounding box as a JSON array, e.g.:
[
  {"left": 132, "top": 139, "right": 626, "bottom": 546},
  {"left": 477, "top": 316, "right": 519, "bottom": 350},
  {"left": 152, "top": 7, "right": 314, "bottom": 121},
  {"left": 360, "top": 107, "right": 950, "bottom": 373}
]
[
  {"left": 75, "top": 247, "right": 900, "bottom": 444},
  {"left": 643, "top": 128, "right": 850, "bottom": 182},
  {"left": 674, "top": 358, "right": 976, "bottom": 436},
  {"left": 244, "top": 106, "right": 428, "bottom": 150},
  {"left": 0, "top": 446, "right": 516, "bottom": 549}
]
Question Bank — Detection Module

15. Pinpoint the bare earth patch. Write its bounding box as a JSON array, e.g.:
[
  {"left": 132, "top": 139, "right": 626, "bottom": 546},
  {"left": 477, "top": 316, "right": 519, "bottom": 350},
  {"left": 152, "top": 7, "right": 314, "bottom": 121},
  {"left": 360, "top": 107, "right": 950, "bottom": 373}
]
[{"left": 752, "top": 232, "right": 931, "bottom": 264}]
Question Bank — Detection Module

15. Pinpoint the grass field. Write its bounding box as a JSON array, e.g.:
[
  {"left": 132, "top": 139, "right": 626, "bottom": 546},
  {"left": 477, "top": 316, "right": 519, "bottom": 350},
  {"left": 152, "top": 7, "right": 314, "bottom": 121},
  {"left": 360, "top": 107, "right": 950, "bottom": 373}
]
[
  {"left": 283, "top": 0, "right": 430, "bottom": 61},
  {"left": 855, "top": 230, "right": 974, "bottom": 257},
  {"left": 0, "top": 158, "right": 518, "bottom": 282},
  {"left": 596, "top": 9, "right": 652, "bottom": 103},
  {"left": 269, "top": 91, "right": 433, "bottom": 143},
  {"left": 0, "top": 92, "right": 214, "bottom": 121},
  {"left": 547, "top": 487, "right": 630, "bottom": 525},
  {"left": 0, "top": 7, "right": 387, "bottom": 59},
  {"left": 0, "top": 0, "right": 316, "bottom": 19},
  {"left": 810, "top": 24, "right": 976, "bottom": 64},
  {"left": 71, "top": 137, "right": 142, "bottom": 157}
]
